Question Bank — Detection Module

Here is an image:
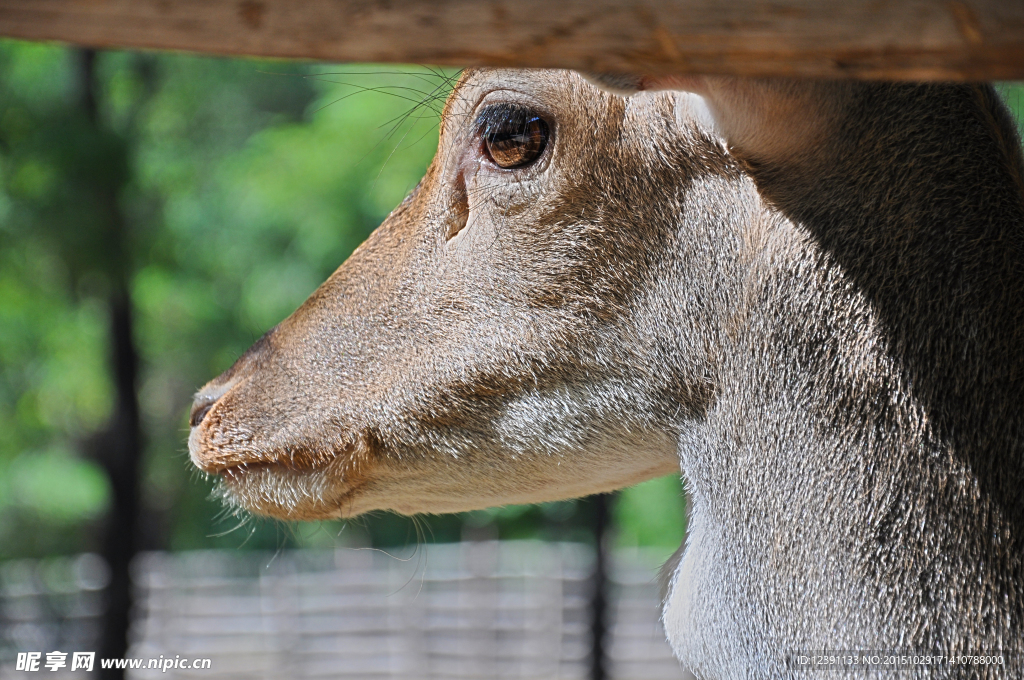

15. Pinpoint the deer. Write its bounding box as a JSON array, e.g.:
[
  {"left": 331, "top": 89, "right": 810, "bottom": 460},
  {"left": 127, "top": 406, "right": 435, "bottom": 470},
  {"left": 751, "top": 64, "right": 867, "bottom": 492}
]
[{"left": 187, "top": 68, "right": 1024, "bottom": 678}]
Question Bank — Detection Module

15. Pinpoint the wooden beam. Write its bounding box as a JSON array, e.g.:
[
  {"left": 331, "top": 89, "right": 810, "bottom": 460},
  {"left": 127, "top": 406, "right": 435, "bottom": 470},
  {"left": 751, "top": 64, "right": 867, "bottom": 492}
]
[{"left": 0, "top": 0, "right": 1022, "bottom": 80}]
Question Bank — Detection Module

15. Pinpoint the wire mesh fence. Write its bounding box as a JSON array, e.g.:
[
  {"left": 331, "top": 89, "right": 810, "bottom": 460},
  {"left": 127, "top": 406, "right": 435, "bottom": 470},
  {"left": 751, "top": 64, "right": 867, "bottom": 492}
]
[{"left": 1, "top": 542, "right": 685, "bottom": 679}]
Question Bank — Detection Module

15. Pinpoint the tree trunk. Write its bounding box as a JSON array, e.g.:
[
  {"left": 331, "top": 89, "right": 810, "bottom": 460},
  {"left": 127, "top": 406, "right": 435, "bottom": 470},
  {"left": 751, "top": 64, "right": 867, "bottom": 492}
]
[{"left": 79, "top": 48, "right": 144, "bottom": 680}]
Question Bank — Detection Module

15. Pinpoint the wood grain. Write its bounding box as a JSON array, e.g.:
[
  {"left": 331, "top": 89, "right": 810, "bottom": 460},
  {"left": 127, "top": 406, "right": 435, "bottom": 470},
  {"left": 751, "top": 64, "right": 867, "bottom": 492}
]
[{"left": 1, "top": 0, "right": 1022, "bottom": 80}]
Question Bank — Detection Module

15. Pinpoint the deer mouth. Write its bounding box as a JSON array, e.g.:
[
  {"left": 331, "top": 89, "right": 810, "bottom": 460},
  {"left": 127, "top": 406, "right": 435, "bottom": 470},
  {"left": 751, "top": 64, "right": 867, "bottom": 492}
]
[
  {"left": 189, "top": 392, "right": 378, "bottom": 520},
  {"left": 188, "top": 374, "right": 362, "bottom": 477}
]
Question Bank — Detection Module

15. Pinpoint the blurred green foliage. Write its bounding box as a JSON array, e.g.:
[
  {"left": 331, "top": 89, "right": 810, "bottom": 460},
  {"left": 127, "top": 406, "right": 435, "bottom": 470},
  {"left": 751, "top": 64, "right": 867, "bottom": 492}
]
[{"left": 0, "top": 39, "right": 688, "bottom": 561}]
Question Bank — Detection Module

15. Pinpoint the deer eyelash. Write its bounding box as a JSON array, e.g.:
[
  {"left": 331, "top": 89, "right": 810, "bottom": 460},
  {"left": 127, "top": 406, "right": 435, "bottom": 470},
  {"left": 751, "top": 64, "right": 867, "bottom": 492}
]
[{"left": 474, "top": 103, "right": 544, "bottom": 139}]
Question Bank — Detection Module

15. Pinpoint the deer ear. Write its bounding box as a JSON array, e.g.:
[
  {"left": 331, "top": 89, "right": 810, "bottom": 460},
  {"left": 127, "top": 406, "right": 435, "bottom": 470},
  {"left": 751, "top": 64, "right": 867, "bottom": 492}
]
[{"left": 584, "top": 73, "right": 847, "bottom": 167}]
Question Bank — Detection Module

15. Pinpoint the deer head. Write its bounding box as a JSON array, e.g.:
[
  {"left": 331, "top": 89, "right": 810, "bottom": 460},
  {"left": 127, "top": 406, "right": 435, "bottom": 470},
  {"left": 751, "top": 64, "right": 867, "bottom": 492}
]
[{"left": 187, "top": 69, "right": 750, "bottom": 520}]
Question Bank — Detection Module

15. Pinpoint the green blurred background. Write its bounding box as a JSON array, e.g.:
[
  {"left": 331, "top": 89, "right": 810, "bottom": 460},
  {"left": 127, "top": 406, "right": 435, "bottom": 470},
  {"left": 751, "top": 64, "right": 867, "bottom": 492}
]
[{"left": 0, "top": 39, "right": 692, "bottom": 563}]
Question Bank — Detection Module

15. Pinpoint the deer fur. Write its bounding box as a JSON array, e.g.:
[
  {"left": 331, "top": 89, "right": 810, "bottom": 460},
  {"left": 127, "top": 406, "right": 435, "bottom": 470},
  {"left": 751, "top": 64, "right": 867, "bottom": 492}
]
[{"left": 189, "top": 69, "right": 1024, "bottom": 678}]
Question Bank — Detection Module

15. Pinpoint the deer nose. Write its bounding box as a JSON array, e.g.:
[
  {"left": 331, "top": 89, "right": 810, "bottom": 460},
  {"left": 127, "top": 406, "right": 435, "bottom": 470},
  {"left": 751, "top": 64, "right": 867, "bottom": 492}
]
[
  {"left": 190, "top": 396, "right": 217, "bottom": 427},
  {"left": 189, "top": 378, "right": 240, "bottom": 429},
  {"left": 189, "top": 328, "right": 277, "bottom": 429}
]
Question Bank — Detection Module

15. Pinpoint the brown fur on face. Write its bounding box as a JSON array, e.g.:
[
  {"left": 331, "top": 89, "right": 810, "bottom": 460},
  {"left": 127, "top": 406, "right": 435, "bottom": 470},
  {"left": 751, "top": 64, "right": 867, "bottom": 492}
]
[{"left": 188, "top": 70, "right": 737, "bottom": 520}]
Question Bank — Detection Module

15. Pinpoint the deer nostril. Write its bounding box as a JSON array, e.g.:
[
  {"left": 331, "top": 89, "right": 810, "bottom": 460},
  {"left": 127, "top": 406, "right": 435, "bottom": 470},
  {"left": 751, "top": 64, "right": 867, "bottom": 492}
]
[
  {"left": 189, "top": 379, "right": 241, "bottom": 429},
  {"left": 189, "top": 398, "right": 216, "bottom": 428}
]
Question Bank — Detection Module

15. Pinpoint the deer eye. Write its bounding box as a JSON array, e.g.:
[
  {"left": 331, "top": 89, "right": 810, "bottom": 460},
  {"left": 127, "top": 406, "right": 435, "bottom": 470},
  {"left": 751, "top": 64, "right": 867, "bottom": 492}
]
[{"left": 478, "top": 104, "right": 550, "bottom": 170}]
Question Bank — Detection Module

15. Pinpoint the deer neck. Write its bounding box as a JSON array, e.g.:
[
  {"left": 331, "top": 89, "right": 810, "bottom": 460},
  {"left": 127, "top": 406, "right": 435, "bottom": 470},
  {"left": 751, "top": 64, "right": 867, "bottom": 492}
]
[{"left": 668, "top": 84, "right": 1024, "bottom": 663}]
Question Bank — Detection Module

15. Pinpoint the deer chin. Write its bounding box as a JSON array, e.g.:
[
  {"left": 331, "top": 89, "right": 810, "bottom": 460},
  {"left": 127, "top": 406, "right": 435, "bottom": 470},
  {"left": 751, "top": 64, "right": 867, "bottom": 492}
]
[{"left": 198, "top": 439, "right": 379, "bottom": 521}]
